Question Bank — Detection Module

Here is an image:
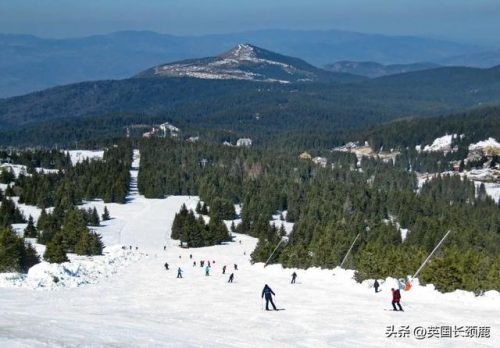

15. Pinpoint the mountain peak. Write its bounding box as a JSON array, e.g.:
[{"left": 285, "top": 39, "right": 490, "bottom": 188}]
[
  {"left": 136, "top": 44, "right": 365, "bottom": 84},
  {"left": 220, "top": 43, "right": 258, "bottom": 60}
]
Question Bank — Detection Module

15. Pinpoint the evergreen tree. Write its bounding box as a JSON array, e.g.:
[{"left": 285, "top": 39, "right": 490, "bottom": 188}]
[
  {"left": 24, "top": 215, "right": 38, "bottom": 238},
  {"left": 102, "top": 206, "right": 111, "bottom": 221},
  {"left": 75, "top": 230, "right": 104, "bottom": 256},
  {"left": 43, "top": 232, "right": 69, "bottom": 263},
  {"left": 0, "top": 227, "right": 40, "bottom": 272},
  {"left": 0, "top": 227, "right": 22, "bottom": 272}
]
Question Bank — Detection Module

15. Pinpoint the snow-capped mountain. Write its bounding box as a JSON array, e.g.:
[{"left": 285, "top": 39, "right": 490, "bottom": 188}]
[{"left": 136, "top": 43, "right": 364, "bottom": 83}]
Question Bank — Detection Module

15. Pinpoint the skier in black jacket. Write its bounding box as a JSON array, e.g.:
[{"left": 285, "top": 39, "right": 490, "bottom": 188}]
[{"left": 262, "top": 284, "right": 277, "bottom": 311}]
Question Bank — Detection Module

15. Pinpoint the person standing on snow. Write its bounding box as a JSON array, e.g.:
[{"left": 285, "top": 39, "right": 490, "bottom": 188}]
[
  {"left": 391, "top": 288, "right": 403, "bottom": 311},
  {"left": 177, "top": 267, "right": 183, "bottom": 278},
  {"left": 262, "top": 284, "right": 277, "bottom": 311},
  {"left": 164, "top": 262, "right": 169, "bottom": 270},
  {"left": 228, "top": 273, "right": 234, "bottom": 283},
  {"left": 205, "top": 265, "right": 210, "bottom": 276},
  {"left": 291, "top": 272, "right": 297, "bottom": 284},
  {"left": 222, "top": 265, "right": 227, "bottom": 274},
  {"left": 374, "top": 279, "right": 380, "bottom": 293},
  {"left": 234, "top": 264, "right": 238, "bottom": 270}
]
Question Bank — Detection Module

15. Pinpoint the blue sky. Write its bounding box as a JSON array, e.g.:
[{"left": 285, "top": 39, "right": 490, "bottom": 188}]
[{"left": 1, "top": 0, "right": 499, "bottom": 46}]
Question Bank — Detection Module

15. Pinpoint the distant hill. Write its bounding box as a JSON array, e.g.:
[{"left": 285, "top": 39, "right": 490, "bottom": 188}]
[
  {"left": 137, "top": 44, "right": 363, "bottom": 83},
  {"left": 0, "top": 29, "right": 486, "bottom": 98},
  {"left": 323, "top": 61, "right": 440, "bottom": 78},
  {"left": 439, "top": 49, "right": 500, "bottom": 68},
  {"left": 0, "top": 54, "right": 500, "bottom": 147}
]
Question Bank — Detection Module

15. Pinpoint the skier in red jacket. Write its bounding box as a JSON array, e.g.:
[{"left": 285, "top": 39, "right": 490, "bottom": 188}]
[{"left": 391, "top": 288, "right": 403, "bottom": 311}]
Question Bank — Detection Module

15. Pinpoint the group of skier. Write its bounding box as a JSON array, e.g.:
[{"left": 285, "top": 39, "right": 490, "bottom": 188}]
[{"left": 165, "top": 256, "right": 238, "bottom": 283}]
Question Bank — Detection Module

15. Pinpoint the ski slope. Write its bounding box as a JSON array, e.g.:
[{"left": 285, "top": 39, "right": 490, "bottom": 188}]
[{"left": 0, "top": 150, "right": 499, "bottom": 347}]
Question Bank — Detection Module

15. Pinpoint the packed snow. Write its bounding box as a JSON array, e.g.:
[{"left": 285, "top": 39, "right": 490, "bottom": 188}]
[{"left": 0, "top": 150, "right": 499, "bottom": 347}]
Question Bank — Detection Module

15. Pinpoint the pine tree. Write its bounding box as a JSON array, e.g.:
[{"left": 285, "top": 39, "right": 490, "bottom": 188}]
[
  {"left": 91, "top": 207, "right": 100, "bottom": 226},
  {"left": 24, "top": 215, "right": 38, "bottom": 238},
  {"left": 102, "top": 206, "right": 110, "bottom": 221},
  {"left": 0, "top": 227, "right": 22, "bottom": 272},
  {"left": 44, "top": 232, "right": 69, "bottom": 263},
  {"left": 75, "top": 230, "right": 104, "bottom": 256},
  {"left": 20, "top": 241, "right": 40, "bottom": 272},
  {"left": 0, "top": 227, "right": 40, "bottom": 272}
]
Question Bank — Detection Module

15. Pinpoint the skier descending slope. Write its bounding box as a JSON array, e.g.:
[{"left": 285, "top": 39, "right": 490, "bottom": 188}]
[
  {"left": 391, "top": 288, "right": 403, "bottom": 311},
  {"left": 262, "top": 284, "right": 277, "bottom": 311},
  {"left": 177, "top": 267, "right": 183, "bottom": 278},
  {"left": 228, "top": 273, "right": 234, "bottom": 283},
  {"left": 164, "top": 262, "right": 169, "bottom": 270}
]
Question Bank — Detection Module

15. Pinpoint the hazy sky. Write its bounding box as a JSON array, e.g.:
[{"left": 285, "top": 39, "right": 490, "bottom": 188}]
[{"left": 1, "top": 0, "right": 499, "bottom": 46}]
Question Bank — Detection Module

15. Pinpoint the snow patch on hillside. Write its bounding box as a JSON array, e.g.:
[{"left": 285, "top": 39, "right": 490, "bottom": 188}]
[
  {"left": 468, "top": 137, "right": 500, "bottom": 151},
  {"left": 422, "top": 134, "right": 456, "bottom": 153},
  {"left": 65, "top": 150, "right": 104, "bottom": 165}
]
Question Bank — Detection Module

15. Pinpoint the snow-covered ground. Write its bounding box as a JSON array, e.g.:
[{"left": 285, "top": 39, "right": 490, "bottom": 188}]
[
  {"left": 65, "top": 150, "right": 104, "bottom": 165},
  {"left": 0, "top": 150, "right": 499, "bottom": 347},
  {"left": 421, "top": 134, "right": 456, "bottom": 153}
]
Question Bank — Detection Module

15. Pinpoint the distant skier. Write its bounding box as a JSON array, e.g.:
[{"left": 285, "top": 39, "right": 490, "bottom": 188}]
[
  {"left": 208, "top": 261, "right": 211, "bottom": 267},
  {"left": 222, "top": 265, "right": 227, "bottom": 274},
  {"left": 135, "top": 246, "right": 138, "bottom": 250},
  {"left": 374, "top": 280, "right": 380, "bottom": 293},
  {"left": 177, "top": 267, "right": 183, "bottom": 278},
  {"left": 205, "top": 265, "right": 210, "bottom": 276},
  {"left": 193, "top": 261, "right": 196, "bottom": 267},
  {"left": 291, "top": 272, "right": 297, "bottom": 284},
  {"left": 234, "top": 264, "right": 238, "bottom": 270},
  {"left": 201, "top": 260, "right": 204, "bottom": 267},
  {"left": 129, "top": 245, "right": 132, "bottom": 250},
  {"left": 190, "top": 254, "right": 192, "bottom": 259},
  {"left": 228, "top": 273, "right": 234, "bottom": 283},
  {"left": 163, "top": 245, "right": 166, "bottom": 251},
  {"left": 391, "top": 288, "right": 403, "bottom": 311},
  {"left": 164, "top": 262, "right": 169, "bottom": 270},
  {"left": 262, "top": 284, "right": 277, "bottom": 311}
]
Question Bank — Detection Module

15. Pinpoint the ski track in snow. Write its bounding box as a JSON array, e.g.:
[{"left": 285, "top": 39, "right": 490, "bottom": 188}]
[{"left": 0, "top": 150, "right": 499, "bottom": 347}]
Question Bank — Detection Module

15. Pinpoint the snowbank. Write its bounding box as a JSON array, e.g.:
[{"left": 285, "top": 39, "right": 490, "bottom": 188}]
[
  {"left": 423, "top": 134, "right": 456, "bottom": 153},
  {"left": 0, "top": 246, "right": 143, "bottom": 290}
]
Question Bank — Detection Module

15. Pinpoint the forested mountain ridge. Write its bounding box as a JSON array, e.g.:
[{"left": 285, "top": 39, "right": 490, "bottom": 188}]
[{"left": 1, "top": 49, "right": 500, "bottom": 147}]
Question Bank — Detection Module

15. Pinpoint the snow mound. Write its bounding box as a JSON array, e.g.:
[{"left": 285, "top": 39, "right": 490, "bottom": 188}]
[
  {"left": 423, "top": 134, "right": 456, "bottom": 153},
  {"left": 468, "top": 137, "right": 500, "bottom": 151},
  {"left": 0, "top": 246, "right": 143, "bottom": 290}
]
